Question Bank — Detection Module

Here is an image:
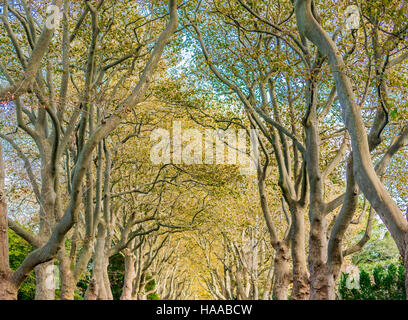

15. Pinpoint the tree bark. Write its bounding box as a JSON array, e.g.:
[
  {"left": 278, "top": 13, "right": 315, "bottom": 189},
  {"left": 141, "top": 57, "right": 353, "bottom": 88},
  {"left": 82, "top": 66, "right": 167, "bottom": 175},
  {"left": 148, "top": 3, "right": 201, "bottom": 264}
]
[
  {"left": 0, "top": 143, "right": 17, "bottom": 300},
  {"left": 58, "top": 253, "right": 77, "bottom": 300},
  {"left": 272, "top": 243, "right": 291, "bottom": 300},
  {"left": 290, "top": 204, "right": 310, "bottom": 300},
  {"left": 326, "top": 159, "right": 358, "bottom": 299},
  {"left": 121, "top": 249, "right": 136, "bottom": 300},
  {"left": 34, "top": 261, "right": 55, "bottom": 300},
  {"left": 84, "top": 278, "right": 98, "bottom": 300},
  {"left": 257, "top": 155, "right": 293, "bottom": 300},
  {"left": 0, "top": 277, "right": 17, "bottom": 300},
  {"left": 308, "top": 214, "right": 329, "bottom": 300},
  {"left": 302, "top": 74, "right": 331, "bottom": 300},
  {"left": 405, "top": 244, "right": 408, "bottom": 300},
  {"left": 103, "top": 257, "right": 113, "bottom": 300},
  {"left": 85, "top": 224, "right": 111, "bottom": 300}
]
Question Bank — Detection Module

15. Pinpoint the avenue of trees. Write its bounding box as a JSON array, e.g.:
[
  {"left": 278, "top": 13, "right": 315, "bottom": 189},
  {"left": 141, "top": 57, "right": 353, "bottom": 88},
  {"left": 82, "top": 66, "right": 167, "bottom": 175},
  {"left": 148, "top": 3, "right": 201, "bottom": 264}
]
[{"left": 0, "top": 0, "right": 407, "bottom": 300}]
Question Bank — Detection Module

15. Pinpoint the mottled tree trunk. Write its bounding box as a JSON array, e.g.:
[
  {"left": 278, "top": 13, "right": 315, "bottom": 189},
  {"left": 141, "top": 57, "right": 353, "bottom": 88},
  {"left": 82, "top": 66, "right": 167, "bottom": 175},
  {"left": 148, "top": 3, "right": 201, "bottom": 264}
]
[
  {"left": 308, "top": 214, "right": 329, "bottom": 300},
  {"left": 272, "top": 243, "right": 291, "bottom": 300},
  {"left": 85, "top": 224, "right": 112, "bottom": 300},
  {"left": 404, "top": 235, "right": 408, "bottom": 300},
  {"left": 290, "top": 205, "right": 309, "bottom": 300},
  {"left": 256, "top": 161, "right": 296, "bottom": 300},
  {"left": 34, "top": 261, "right": 55, "bottom": 300},
  {"left": 59, "top": 258, "right": 76, "bottom": 300},
  {"left": 121, "top": 250, "right": 136, "bottom": 300},
  {"left": 103, "top": 257, "right": 113, "bottom": 300},
  {"left": 84, "top": 278, "right": 98, "bottom": 300},
  {"left": 35, "top": 143, "right": 57, "bottom": 300},
  {"left": 0, "top": 277, "right": 17, "bottom": 300}
]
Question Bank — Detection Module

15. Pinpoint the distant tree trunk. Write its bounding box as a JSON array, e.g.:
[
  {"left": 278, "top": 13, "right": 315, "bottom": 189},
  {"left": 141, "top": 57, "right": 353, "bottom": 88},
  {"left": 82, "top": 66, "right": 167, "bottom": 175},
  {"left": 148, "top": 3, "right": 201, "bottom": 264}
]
[{"left": 0, "top": 143, "right": 17, "bottom": 300}]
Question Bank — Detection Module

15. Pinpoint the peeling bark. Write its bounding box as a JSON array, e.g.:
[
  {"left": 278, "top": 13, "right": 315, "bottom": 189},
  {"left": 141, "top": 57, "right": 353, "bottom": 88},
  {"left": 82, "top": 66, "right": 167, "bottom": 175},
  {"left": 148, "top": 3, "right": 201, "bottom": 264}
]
[
  {"left": 290, "top": 205, "right": 310, "bottom": 300},
  {"left": 272, "top": 243, "right": 291, "bottom": 300},
  {"left": 121, "top": 249, "right": 136, "bottom": 300},
  {"left": 34, "top": 261, "right": 55, "bottom": 300},
  {"left": 58, "top": 253, "right": 77, "bottom": 300},
  {"left": 0, "top": 277, "right": 17, "bottom": 300}
]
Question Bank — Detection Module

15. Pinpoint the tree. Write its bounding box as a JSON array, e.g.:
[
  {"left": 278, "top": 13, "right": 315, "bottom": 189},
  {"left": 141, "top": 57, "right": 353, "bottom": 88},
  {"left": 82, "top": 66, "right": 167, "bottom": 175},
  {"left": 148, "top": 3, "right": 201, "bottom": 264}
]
[
  {"left": 294, "top": 0, "right": 408, "bottom": 298},
  {"left": 0, "top": 0, "right": 178, "bottom": 300},
  {"left": 1, "top": 0, "right": 407, "bottom": 301}
]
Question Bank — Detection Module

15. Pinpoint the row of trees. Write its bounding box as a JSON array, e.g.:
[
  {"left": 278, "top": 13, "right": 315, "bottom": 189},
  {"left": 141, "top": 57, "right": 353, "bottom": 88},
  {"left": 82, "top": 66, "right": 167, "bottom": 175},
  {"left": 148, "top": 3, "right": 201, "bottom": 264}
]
[
  {"left": 0, "top": 0, "right": 407, "bottom": 299},
  {"left": 181, "top": 0, "right": 408, "bottom": 299}
]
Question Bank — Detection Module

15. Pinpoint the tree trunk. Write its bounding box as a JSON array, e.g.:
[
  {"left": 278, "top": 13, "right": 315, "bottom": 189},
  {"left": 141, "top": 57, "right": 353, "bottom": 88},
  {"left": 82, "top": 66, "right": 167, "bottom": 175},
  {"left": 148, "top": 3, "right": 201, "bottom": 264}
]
[
  {"left": 34, "top": 261, "right": 55, "bottom": 300},
  {"left": 404, "top": 235, "right": 408, "bottom": 300},
  {"left": 0, "top": 277, "right": 17, "bottom": 300},
  {"left": 302, "top": 74, "right": 330, "bottom": 300},
  {"left": 84, "top": 278, "right": 98, "bottom": 300},
  {"left": 290, "top": 205, "right": 310, "bottom": 300},
  {"left": 58, "top": 258, "right": 76, "bottom": 300},
  {"left": 103, "top": 257, "right": 113, "bottom": 300},
  {"left": 327, "top": 158, "right": 359, "bottom": 299},
  {"left": 0, "top": 142, "right": 17, "bottom": 300},
  {"left": 85, "top": 224, "right": 111, "bottom": 300},
  {"left": 256, "top": 161, "right": 299, "bottom": 300},
  {"left": 121, "top": 250, "right": 136, "bottom": 300},
  {"left": 272, "top": 243, "right": 291, "bottom": 300},
  {"left": 60, "top": 277, "right": 76, "bottom": 300},
  {"left": 308, "top": 214, "right": 329, "bottom": 300}
]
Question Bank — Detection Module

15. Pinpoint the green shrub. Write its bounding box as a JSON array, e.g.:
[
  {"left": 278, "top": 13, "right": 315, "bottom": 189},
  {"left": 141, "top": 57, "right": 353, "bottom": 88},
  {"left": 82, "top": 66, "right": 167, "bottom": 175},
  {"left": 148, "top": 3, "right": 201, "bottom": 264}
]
[
  {"left": 339, "top": 263, "right": 406, "bottom": 300},
  {"left": 8, "top": 230, "right": 36, "bottom": 300}
]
